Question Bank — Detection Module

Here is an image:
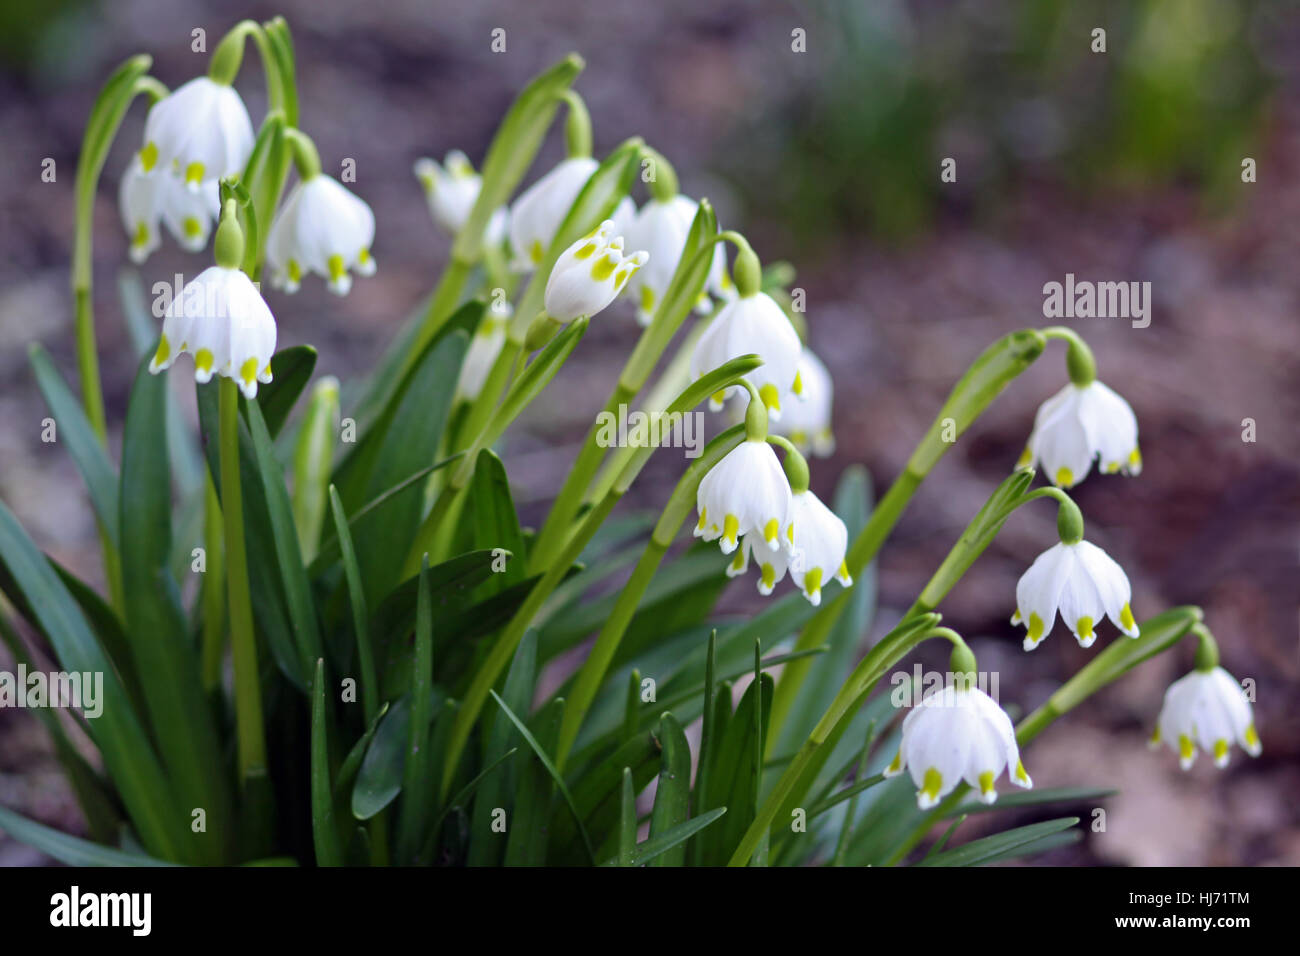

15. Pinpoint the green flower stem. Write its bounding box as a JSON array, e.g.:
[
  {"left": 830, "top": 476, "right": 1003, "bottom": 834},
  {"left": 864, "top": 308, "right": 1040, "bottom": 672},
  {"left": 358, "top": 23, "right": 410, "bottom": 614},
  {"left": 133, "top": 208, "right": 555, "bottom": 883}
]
[
  {"left": 727, "top": 613, "right": 944, "bottom": 866},
  {"left": 283, "top": 127, "right": 321, "bottom": 180},
  {"left": 764, "top": 469, "right": 923, "bottom": 748},
  {"left": 200, "top": 469, "right": 226, "bottom": 693},
  {"left": 1041, "top": 325, "right": 1096, "bottom": 386},
  {"left": 765, "top": 329, "right": 1049, "bottom": 752},
  {"left": 218, "top": 378, "right": 267, "bottom": 786},
  {"left": 208, "top": 20, "right": 286, "bottom": 117},
  {"left": 561, "top": 90, "right": 593, "bottom": 158},
  {"left": 71, "top": 55, "right": 165, "bottom": 617},
  {"left": 583, "top": 315, "right": 708, "bottom": 506},
  {"left": 554, "top": 424, "right": 749, "bottom": 769},
  {"left": 1191, "top": 623, "right": 1220, "bottom": 671},
  {"left": 883, "top": 605, "right": 1203, "bottom": 865},
  {"left": 526, "top": 382, "right": 633, "bottom": 572},
  {"left": 640, "top": 145, "right": 679, "bottom": 202}
]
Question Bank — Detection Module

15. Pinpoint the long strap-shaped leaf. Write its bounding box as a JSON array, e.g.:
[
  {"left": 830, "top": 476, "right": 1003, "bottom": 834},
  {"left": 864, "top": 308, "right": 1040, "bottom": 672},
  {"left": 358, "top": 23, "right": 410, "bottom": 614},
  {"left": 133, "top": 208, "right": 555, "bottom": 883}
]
[{"left": 0, "top": 502, "right": 185, "bottom": 860}]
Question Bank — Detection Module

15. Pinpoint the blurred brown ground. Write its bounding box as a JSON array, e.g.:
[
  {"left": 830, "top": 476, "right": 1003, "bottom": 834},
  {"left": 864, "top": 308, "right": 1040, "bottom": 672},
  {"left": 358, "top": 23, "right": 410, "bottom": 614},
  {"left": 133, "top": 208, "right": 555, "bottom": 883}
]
[{"left": 0, "top": 0, "right": 1296, "bottom": 865}]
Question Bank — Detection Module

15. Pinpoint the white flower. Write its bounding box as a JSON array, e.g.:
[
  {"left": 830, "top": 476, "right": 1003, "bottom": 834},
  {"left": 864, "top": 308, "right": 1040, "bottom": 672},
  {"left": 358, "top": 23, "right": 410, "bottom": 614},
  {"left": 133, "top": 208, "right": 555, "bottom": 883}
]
[
  {"left": 414, "top": 150, "right": 507, "bottom": 242},
  {"left": 456, "top": 300, "right": 511, "bottom": 402},
  {"left": 725, "top": 536, "right": 789, "bottom": 595},
  {"left": 771, "top": 348, "right": 835, "bottom": 457},
  {"left": 785, "top": 489, "right": 852, "bottom": 605},
  {"left": 543, "top": 220, "right": 647, "bottom": 322},
  {"left": 118, "top": 154, "right": 220, "bottom": 263},
  {"left": 609, "top": 195, "right": 637, "bottom": 237},
  {"left": 689, "top": 291, "right": 802, "bottom": 419},
  {"left": 1012, "top": 540, "right": 1138, "bottom": 651},
  {"left": 1018, "top": 380, "right": 1141, "bottom": 488},
  {"left": 725, "top": 487, "right": 850, "bottom": 603},
  {"left": 140, "top": 76, "right": 254, "bottom": 187},
  {"left": 508, "top": 156, "right": 598, "bottom": 270},
  {"left": 884, "top": 683, "right": 1032, "bottom": 808},
  {"left": 149, "top": 265, "right": 277, "bottom": 399},
  {"left": 625, "top": 194, "right": 700, "bottom": 326},
  {"left": 1152, "top": 667, "right": 1261, "bottom": 770},
  {"left": 267, "top": 175, "right": 376, "bottom": 296},
  {"left": 695, "top": 439, "right": 792, "bottom": 555}
]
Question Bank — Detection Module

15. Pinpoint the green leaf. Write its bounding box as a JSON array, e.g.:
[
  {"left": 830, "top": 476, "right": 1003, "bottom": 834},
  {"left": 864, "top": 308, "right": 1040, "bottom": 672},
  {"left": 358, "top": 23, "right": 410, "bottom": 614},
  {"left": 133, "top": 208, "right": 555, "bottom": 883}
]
[
  {"left": 945, "top": 786, "right": 1117, "bottom": 817},
  {"left": 617, "top": 767, "right": 636, "bottom": 866},
  {"left": 0, "top": 501, "right": 185, "bottom": 860},
  {"left": 119, "top": 354, "right": 231, "bottom": 863},
  {"left": 601, "top": 808, "right": 727, "bottom": 867},
  {"left": 245, "top": 399, "right": 324, "bottom": 676},
  {"left": 467, "top": 449, "right": 526, "bottom": 596},
  {"left": 310, "top": 658, "right": 344, "bottom": 866},
  {"left": 0, "top": 613, "right": 120, "bottom": 844},
  {"left": 914, "top": 817, "right": 1080, "bottom": 867},
  {"left": 328, "top": 486, "right": 377, "bottom": 724},
  {"left": 334, "top": 702, "right": 389, "bottom": 806},
  {"left": 256, "top": 344, "right": 317, "bottom": 439},
  {"left": 350, "top": 331, "right": 466, "bottom": 608},
  {"left": 0, "top": 804, "right": 176, "bottom": 867},
  {"left": 333, "top": 304, "right": 478, "bottom": 510},
  {"left": 647, "top": 712, "right": 691, "bottom": 866},
  {"left": 29, "top": 344, "right": 119, "bottom": 550},
  {"left": 396, "top": 558, "right": 436, "bottom": 863},
  {"left": 352, "top": 695, "right": 413, "bottom": 820},
  {"left": 369, "top": 549, "right": 512, "bottom": 700},
  {"left": 504, "top": 696, "right": 564, "bottom": 866},
  {"left": 490, "top": 690, "right": 595, "bottom": 864},
  {"left": 468, "top": 630, "right": 537, "bottom": 866}
]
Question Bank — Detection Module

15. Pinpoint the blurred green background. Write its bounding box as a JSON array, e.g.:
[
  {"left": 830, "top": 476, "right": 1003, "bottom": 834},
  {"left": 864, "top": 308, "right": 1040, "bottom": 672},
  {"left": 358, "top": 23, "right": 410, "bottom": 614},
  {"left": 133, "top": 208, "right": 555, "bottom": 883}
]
[{"left": 0, "top": 0, "right": 1296, "bottom": 866}]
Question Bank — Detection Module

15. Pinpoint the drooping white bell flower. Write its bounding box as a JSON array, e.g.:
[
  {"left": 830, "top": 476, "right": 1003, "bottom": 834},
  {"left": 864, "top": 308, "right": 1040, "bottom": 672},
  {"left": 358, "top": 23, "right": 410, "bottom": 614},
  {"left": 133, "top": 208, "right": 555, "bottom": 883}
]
[
  {"left": 609, "top": 195, "right": 637, "bottom": 238},
  {"left": 543, "top": 220, "right": 648, "bottom": 323},
  {"left": 456, "top": 300, "right": 511, "bottom": 402},
  {"left": 149, "top": 265, "right": 276, "bottom": 399},
  {"left": 884, "top": 683, "right": 1032, "bottom": 808},
  {"left": 118, "top": 156, "right": 221, "bottom": 263},
  {"left": 689, "top": 291, "right": 802, "bottom": 420},
  {"left": 625, "top": 194, "right": 701, "bottom": 326},
  {"left": 508, "top": 156, "right": 598, "bottom": 270},
  {"left": 1012, "top": 540, "right": 1138, "bottom": 650},
  {"left": 725, "top": 535, "right": 790, "bottom": 596},
  {"left": 267, "top": 174, "right": 376, "bottom": 296},
  {"left": 140, "top": 76, "right": 254, "bottom": 188},
  {"left": 413, "top": 151, "right": 507, "bottom": 243},
  {"left": 771, "top": 347, "right": 835, "bottom": 457},
  {"left": 1152, "top": 667, "right": 1262, "bottom": 770},
  {"left": 1018, "top": 381, "right": 1141, "bottom": 489},
  {"left": 695, "top": 439, "right": 793, "bottom": 555},
  {"left": 785, "top": 489, "right": 852, "bottom": 605}
]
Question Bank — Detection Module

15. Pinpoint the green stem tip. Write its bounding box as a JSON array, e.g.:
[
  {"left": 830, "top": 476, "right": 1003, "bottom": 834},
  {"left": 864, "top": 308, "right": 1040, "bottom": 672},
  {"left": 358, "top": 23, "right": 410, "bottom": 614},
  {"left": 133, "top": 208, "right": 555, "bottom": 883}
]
[
  {"left": 1192, "top": 623, "right": 1220, "bottom": 672},
  {"left": 214, "top": 198, "right": 245, "bottom": 269}
]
